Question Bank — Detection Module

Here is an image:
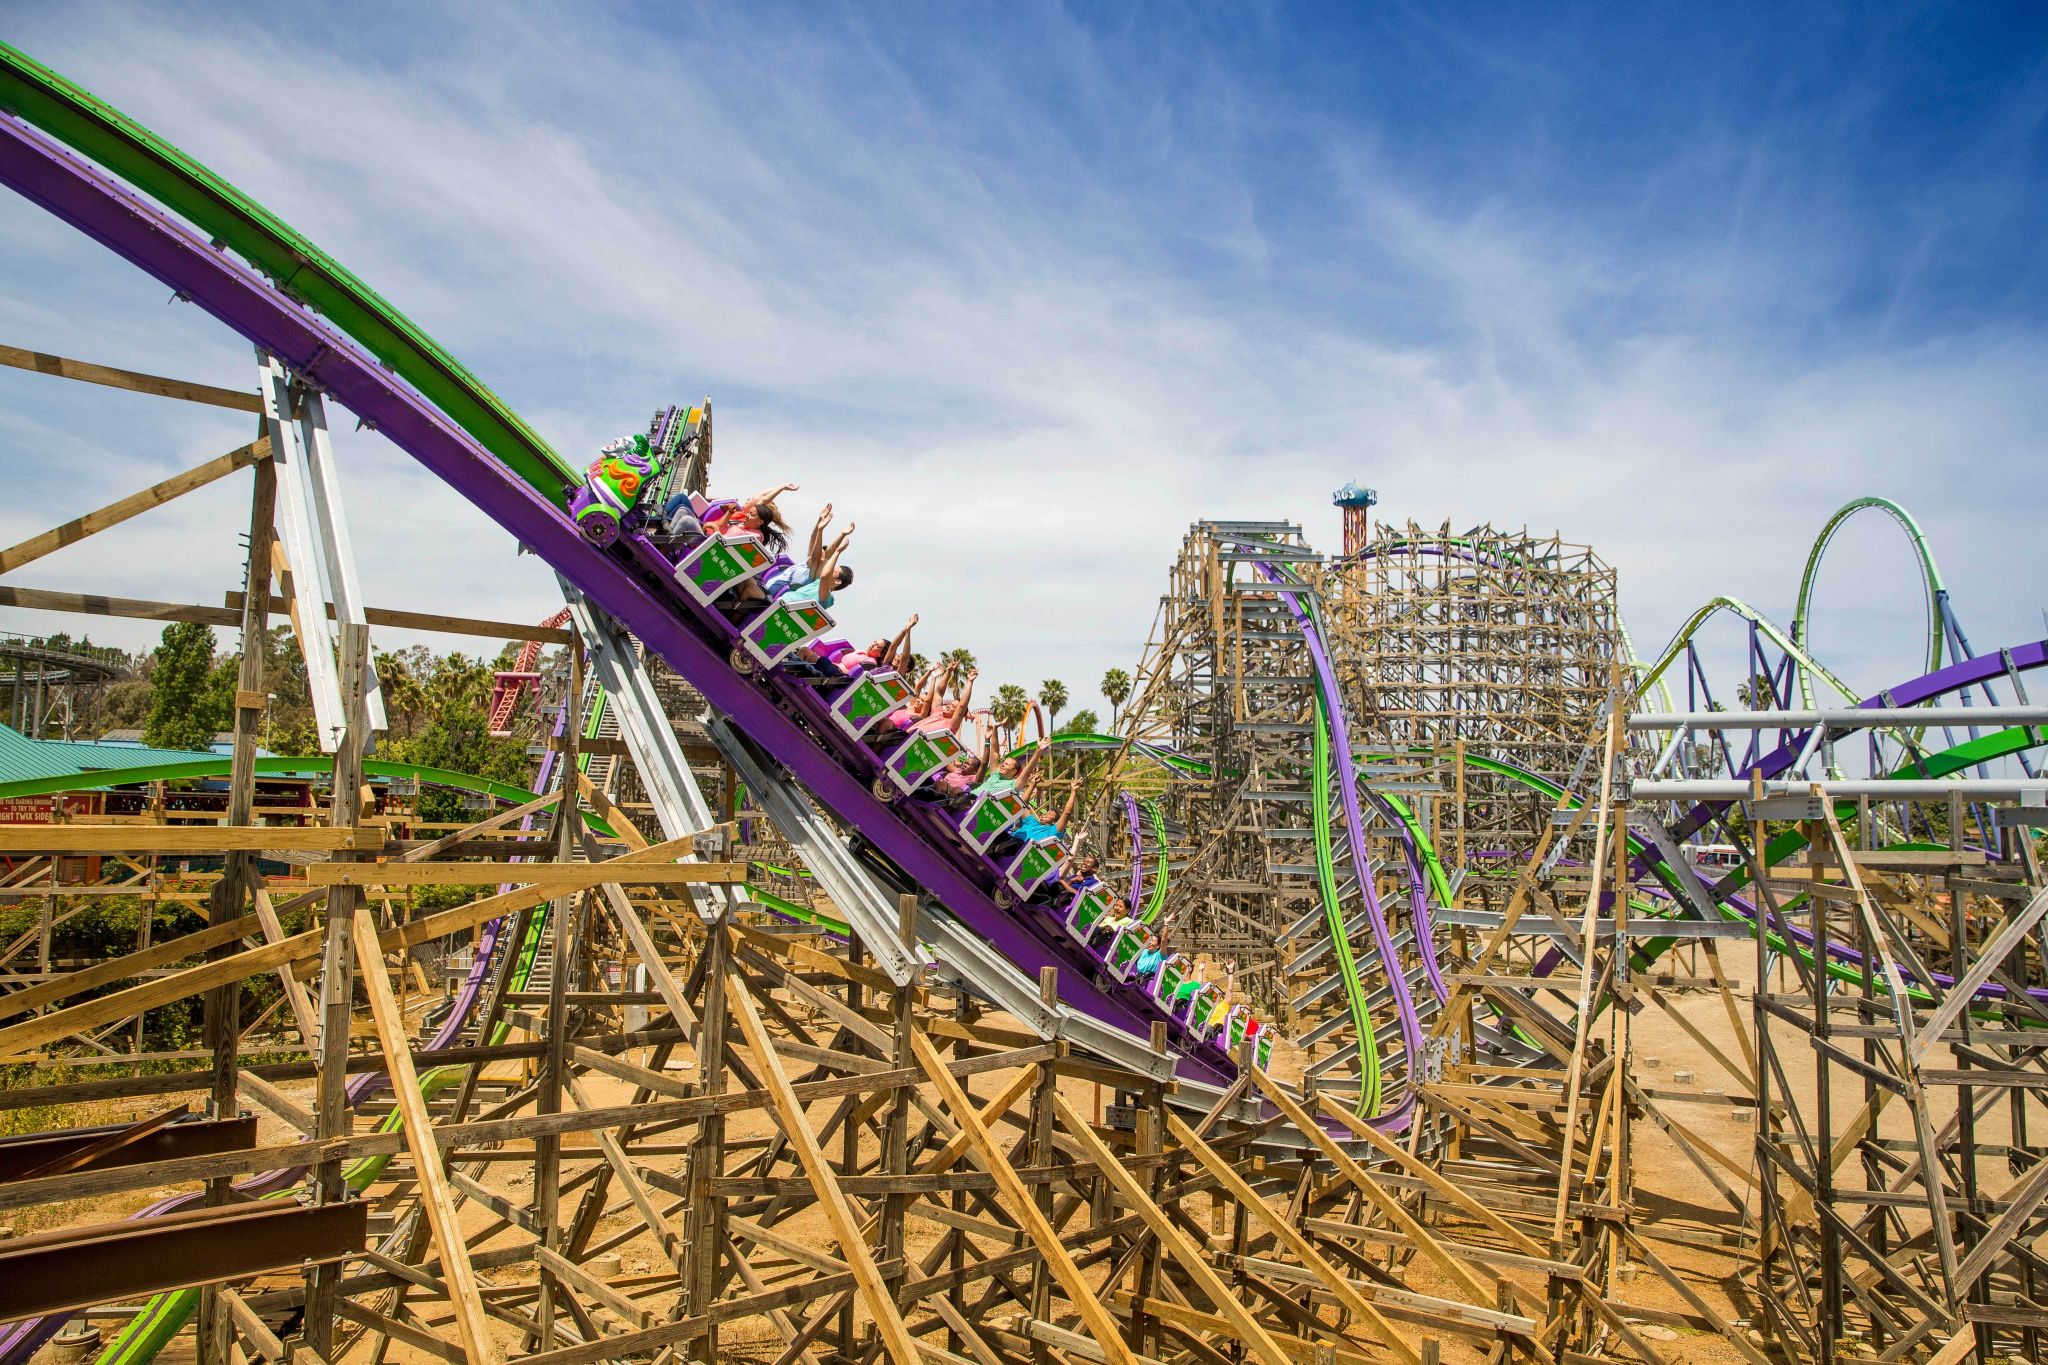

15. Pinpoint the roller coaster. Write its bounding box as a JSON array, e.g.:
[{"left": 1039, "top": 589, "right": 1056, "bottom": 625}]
[{"left": 1, "top": 37, "right": 2045, "bottom": 1365}]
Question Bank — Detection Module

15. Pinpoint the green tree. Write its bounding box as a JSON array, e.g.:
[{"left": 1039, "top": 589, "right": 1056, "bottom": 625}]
[
  {"left": 939, "top": 647, "right": 977, "bottom": 681},
  {"left": 904, "top": 652, "right": 929, "bottom": 680},
  {"left": 1100, "top": 667, "right": 1132, "bottom": 728},
  {"left": 384, "top": 652, "right": 526, "bottom": 822},
  {"left": 1038, "top": 679, "right": 1068, "bottom": 731},
  {"left": 1057, "top": 707, "right": 1100, "bottom": 736},
  {"left": 260, "top": 624, "right": 319, "bottom": 755},
  {"left": 143, "top": 622, "right": 229, "bottom": 751},
  {"left": 989, "top": 683, "right": 1031, "bottom": 746},
  {"left": 376, "top": 650, "right": 429, "bottom": 741}
]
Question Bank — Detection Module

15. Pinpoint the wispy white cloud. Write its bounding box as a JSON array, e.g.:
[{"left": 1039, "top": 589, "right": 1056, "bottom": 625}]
[{"left": 0, "top": 1, "right": 2042, "bottom": 727}]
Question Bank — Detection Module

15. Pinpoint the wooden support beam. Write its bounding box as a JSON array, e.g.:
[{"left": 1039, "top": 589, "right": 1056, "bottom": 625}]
[
  {"left": 1314, "top": 1096, "right": 1551, "bottom": 1259},
  {"left": 1166, "top": 1111, "right": 1420, "bottom": 1365},
  {"left": 225, "top": 589, "right": 577, "bottom": 644},
  {"left": 0, "top": 826, "right": 369, "bottom": 853},
  {"left": 1053, "top": 1094, "right": 1293, "bottom": 1365},
  {"left": 250, "top": 883, "right": 319, "bottom": 1046},
  {"left": 0, "top": 825, "right": 728, "bottom": 1056},
  {"left": 0, "top": 438, "right": 270, "bottom": 577},
  {"left": 724, "top": 963, "right": 924, "bottom": 1365},
  {"left": 235, "top": 1069, "right": 315, "bottom": 1135},
  {"left": 349, "top": 903, "right": 500, "bottom": 1364},
  {"left": 218, "top": 1287, "right": 291, "bottom": 1363},
  {"left": 535, "top": 1245, "right": 651, "bottom": 1330},
  {"left": 0, "top": 343, "right": 264, "bottom": 411},
  {"left": 0, "top": 911, "right": 263, "bottom": 1022},
  {"left": 909, "top": 1029, "right": 1140, "bottom": 1365},
  {"left": 1250, "top": 1069, "right": 1495, "bottom": 1306},
  {"left": 0, "top": 584, "right": 241, "bottom": 627}
]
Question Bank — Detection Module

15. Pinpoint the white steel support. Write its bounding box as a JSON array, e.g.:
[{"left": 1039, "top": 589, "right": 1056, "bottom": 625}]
[
  {"left": 559, "top": 577, "right": 741, "bottom": 924},
  {"left": 257, "top": 351, "right": 385, "bottom": 748},
  {"left": 295, "top": 372, "right": 385, "bottom": 732}
]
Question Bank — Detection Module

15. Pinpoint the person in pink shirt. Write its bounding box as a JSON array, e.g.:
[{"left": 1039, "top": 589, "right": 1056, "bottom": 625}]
[
  {"left": 704, "top": 481, "right": 798, "bottom": 553},
  {"left": 920, "top": 752, "right": 985, "bottom": 808},
  {"left": 836, "top": 614, "right": 918, "bottom": 676}
]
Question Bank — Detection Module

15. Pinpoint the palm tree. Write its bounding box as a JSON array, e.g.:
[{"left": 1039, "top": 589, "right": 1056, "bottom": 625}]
[
  {"left": 940, "top": 647, "right": 977, "bottom": 682},
  {"left": 1038, "top": 679, "right": 1068, "bottom": 732},
  {"left": 375, "top": 651, "right": 427, "bottom": 740},
  {"left": 989, "top": 683, "right": 1030, "bottom": 748},
  {"left": 1100, "top": 667, "right": 1132, "bottom": 728},
  {"left": 1734, "top": 672, "right": 1774, "bottom": 709}
]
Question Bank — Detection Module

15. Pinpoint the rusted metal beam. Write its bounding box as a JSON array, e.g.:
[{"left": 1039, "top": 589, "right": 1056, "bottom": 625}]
[
  {"left": 0, "top": 1198, "right": 366, "bottom": 1318},
  {"left": 0, "top": 1114, "right": 256, "bottom": 1182}
]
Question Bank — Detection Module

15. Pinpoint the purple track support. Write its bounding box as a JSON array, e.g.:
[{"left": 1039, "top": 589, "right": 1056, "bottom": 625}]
[
  {"left": 1518, "top": 639, "right": 2048, "bottom": 1002},
  {"left": 0, "top": 115, "right": 1230, "bottom": 1090},
  {"left": 1370, "top": 792, "right": 1449, "bottom": 1006},
  {"left": 1122, "top": 791, "right": 1144, "bottom": 916}
]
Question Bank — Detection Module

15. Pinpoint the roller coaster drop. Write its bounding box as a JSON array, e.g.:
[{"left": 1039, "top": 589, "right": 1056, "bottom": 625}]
[{"left": 1, "top": 38, "right": 2046, "bottom": 1365}]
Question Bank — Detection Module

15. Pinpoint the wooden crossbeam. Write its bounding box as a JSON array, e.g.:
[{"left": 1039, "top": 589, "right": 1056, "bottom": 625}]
[
  {"left": 1165, "top": 1110, "right": 1420, "bottom": 1365},
  {"left": 349, "top": 904, "right": 500, "bottom": 1365},
  {"left": 1315, "top": 1096, "right": 1551, "bottom": 1258},
  {"left": 0, "top": 438, "right": 270, "bottom": 576},
  {"left": 0, "top": 834, "right": 703, "bottom": 1058},
  {"left": 306, "top": 860, "right": 741, "bottom": 888},
  {"left": 0, "top": 344, "right": 264, "bottom": 411},
  {"left": 1251, "top": 1069, "right": 1495, "bottom": 1306},
  {"left": 725, "top": 964, "right": 923, "bottom": 1365},
  {"left": 226, "top": 589, "right": 577, "bottom": 644},
  {"left": 1053, "top": 1094, "right": 1294, "bottom": 1365},
  {"left": 0, "top": 584, "right": 241, "bottom": 627},
  {"left": 0, "top": 826, "right": 368, "bottom": 853}
]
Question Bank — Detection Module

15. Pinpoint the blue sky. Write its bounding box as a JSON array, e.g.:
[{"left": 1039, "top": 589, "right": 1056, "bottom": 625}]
[{"left": 2, "top": 2, "right": 2045, "bottom": 719}]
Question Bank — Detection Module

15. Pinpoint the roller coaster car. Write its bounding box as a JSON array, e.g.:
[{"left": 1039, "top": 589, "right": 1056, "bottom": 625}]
[
  {"left": 738, "top": 595, "right": 837, "bottom": 670},
  {"left": 1000, "top": 837, "right": 1066, "bottom": 901},
  {"left": 1220, "top": 1006, "right": 1272, "bottom": 1068},
  {"left": 1104, "top": 923, "right": 1152, "bottom": 982},
  {"left": 618, "top": 479, "right": 1287, "bottom": 1068},
  {"left": 1177, "top": 979, "right": 1221, "bottom": 1029},
  {"left": 955, "top": 788, "right": 1024, "bottom": 854},
  {"left": 828, "top": 669, "right": 913, "bottom": 742},
  {"left": 882, "top": 726, "right": 970, "bottom": 797},
  {"left": 1061, "top": 886, "right": 1115, "bottom": 944},
  {"left": 1151, "top": 953, "right": 1194, "bottom": 1007},
  {"left": 1186, "top": 995, "right": 1228, "bottom": 1047},
  {"left": 569, "top": 435, "right": 662, "bottom": 547},
  {"left": 675, "top": 531, "right": 773, "bottom": 605}
]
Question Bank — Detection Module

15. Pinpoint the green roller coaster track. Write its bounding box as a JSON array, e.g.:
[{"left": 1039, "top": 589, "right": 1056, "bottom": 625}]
[
  {"left": 0, "top": 42, "right": 575, "bottom": 499},
  {"left": 1311, "top": 687, "right": 1382, "bottom": 1115},
  {"left": 1792, "top": 497, "right": 1948, "bottom": 713}
]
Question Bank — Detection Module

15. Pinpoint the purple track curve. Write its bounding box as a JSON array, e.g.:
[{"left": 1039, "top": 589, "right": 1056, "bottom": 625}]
[
  {"left": 1121, "top": 792, "right": 1144, "bottom": 916},
  {"left": 0, "top": 115, "right": 1231, "bottom": 1090},
  {"left": 1248, "top": 554, "right": 1429, "bottom": 1127}
]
